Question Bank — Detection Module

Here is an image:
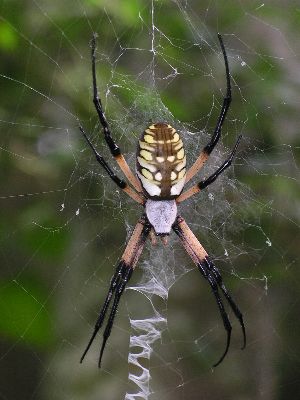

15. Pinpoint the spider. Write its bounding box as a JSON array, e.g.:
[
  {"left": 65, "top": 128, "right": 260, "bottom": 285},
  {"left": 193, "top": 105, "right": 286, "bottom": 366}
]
[{"left": 79, "top": 33, "right": 246, "bottom": 368}]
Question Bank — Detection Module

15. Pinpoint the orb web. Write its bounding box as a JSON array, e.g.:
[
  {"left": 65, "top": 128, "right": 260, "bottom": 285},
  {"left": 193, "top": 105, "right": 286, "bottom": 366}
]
[{"left": 0, "top": 1, "right": 299, "bottom": 400}]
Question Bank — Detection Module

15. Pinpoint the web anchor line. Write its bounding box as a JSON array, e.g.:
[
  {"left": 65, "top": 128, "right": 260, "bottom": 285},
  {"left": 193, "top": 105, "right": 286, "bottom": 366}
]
[{"left": 125, "top": 315, "right": 167, "bottom": 400}]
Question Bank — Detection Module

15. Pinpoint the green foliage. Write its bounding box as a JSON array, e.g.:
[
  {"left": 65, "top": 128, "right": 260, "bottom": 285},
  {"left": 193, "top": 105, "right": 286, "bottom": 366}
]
[
  {"left": 86, "top": 0, "right": 142, "bottom": 26},
  {"left": 0, "top": 279, "right": 53, "bottom": 347},
  {"left": 0, "top": 21, "right": 18, "bottom": 51}
]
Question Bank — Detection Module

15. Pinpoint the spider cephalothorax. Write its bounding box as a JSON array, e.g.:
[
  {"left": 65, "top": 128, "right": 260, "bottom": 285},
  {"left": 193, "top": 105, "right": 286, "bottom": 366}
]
[{"left": 79, "top": 34, "right": 246, "bottom": 368}]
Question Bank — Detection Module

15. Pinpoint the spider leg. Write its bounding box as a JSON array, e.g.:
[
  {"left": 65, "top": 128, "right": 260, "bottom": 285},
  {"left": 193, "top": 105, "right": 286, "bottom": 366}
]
[
  {"left": 186, "top": 34, "right": 232, "bottom": 183},
  {"left": 98, "top": 265, "right": 132, "bottom": 367},
  {"left": 197, "top": 260, "right": 232, "bottom": 367},
  {"left": 205, "top": 257, "right": 246, "bottom": 349},
  {"left": 80, "top": 261, "right": 124, "bottom": 363},
  {"left": 80, "top": 216, "right": 151, "bottom": 367},
  {"left": 176, "top": 134, "right": 241, "bottom": 203},
  {"left": 79, "top": 125, "right": 144, "bottom": 204},
  {"left": 173, "top": 215, "right": 245, "bottom": 367},
  {"left": 90, "top": 34, "right": 142, "bottom": 193}
]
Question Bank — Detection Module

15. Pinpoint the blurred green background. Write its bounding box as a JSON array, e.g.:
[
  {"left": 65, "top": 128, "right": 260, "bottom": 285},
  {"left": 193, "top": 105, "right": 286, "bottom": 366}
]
[{"left": 0, "top": 1, "right": 299, "bottom": 399}]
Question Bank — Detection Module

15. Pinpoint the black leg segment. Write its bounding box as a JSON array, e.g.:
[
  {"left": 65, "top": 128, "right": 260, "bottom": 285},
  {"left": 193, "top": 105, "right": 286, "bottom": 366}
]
[
  {"left": 98, "top": 266, "right": 133, "bottom": 367},
  {"left": 80, "top": 216, "right": 151, "bottom": 367},
  {"left": 79, "top": 125, "right": 127, "bottom": 189},
  {"left": 197, "top": 260, "right": 232, "bottom": 367},
  {"left": 205, "top": 256, "right": 246, "bottom": 349},
  {"left": 80, "top": 261, "right": 126, "bottom": 363},
  {"left": 198, "top": 134, "right": 242, "bottom": 190},
  {"left": 91, "top": 34, "right": 121, "bottom": 157},
  {"left": 173, "top": 216, "right": 246, "bottom": 367},
  {"left": 204, "top": 34, "right": 232, "bottom": 155}
]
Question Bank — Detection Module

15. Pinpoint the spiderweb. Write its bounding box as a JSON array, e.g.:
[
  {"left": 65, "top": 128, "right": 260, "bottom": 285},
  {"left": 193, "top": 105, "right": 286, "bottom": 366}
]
[{"left": 1, "top": 1, "right": 299, "bottom": 399}]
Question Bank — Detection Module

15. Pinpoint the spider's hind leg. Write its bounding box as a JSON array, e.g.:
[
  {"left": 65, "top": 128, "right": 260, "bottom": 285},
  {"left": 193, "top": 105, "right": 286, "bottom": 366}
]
[
  {"left": 185, "top": 34, "right": 232, "bottom": 184},
  {"left": 176, "top": 134, "right": 242, "bottom": 204},
  {"left": 79, "top": 125, "right": 144, "bottom": 204},
  {"left": 89, "top": 34, "right": 142, "bottom": 193}
]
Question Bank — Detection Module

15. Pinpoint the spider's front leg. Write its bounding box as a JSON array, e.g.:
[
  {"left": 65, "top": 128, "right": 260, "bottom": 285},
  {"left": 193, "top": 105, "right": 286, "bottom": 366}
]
[
  {"left": 173, "top": 215, "right": 246, "bottom": 367},
  {"left": 80, "top": 215, "right": 151, "bottom": 367}
]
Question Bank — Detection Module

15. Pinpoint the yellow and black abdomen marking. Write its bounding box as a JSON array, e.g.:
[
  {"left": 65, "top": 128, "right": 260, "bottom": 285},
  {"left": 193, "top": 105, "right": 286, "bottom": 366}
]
[{"left": 136, "top": 122, "right": 186, "bottom": 199}]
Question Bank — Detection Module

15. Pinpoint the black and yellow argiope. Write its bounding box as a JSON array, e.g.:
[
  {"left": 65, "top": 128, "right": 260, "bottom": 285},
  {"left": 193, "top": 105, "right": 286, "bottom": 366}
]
[{"left": 79, "top": 33, "right": 246, "bottom": 368}]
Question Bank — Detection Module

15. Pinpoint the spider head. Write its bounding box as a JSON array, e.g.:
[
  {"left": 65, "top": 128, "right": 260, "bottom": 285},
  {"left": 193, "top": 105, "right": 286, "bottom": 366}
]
[
  {"left": 160, "top": 234, "right": 169, "bottom": 246},
  {"left": 145, "top": 199, "right": 177, "bottom": 238}
]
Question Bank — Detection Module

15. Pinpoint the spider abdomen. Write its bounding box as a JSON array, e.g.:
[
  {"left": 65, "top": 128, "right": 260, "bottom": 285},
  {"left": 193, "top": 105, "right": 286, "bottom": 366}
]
[{"left": 136, "top": 122, "right": 186, "bottom": 199}]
